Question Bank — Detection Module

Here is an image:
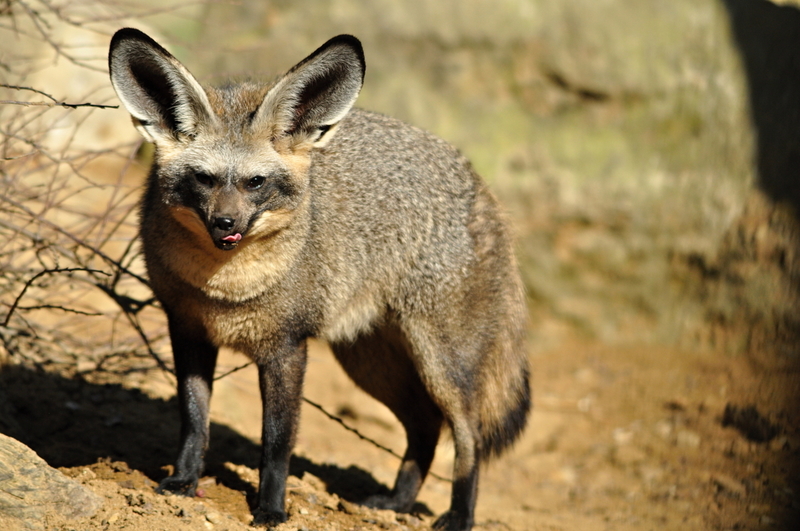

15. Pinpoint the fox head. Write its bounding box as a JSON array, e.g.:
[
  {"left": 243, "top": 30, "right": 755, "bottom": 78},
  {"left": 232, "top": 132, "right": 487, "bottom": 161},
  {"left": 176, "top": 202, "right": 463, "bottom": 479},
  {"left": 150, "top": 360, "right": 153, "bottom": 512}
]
[{"left": 108, "top": 29, "right": 364, "bottom": 251}]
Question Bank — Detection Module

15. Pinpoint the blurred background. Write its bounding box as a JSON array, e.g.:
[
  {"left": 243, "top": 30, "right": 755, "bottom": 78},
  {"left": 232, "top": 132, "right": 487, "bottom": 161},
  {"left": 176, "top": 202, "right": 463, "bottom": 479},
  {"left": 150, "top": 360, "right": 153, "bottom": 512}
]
[
  {"left": 3, "top": 0, "right": 800, "bottom": 359},
  {"left": 1, "top": 1, "right": 799, "bottom": 529}
]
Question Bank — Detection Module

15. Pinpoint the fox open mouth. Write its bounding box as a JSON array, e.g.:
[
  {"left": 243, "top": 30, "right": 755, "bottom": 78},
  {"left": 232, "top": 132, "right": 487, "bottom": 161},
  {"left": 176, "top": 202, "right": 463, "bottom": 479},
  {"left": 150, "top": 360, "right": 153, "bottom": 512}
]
[{"left": 216, "top": 232, "right": 242, "bottom": 250}]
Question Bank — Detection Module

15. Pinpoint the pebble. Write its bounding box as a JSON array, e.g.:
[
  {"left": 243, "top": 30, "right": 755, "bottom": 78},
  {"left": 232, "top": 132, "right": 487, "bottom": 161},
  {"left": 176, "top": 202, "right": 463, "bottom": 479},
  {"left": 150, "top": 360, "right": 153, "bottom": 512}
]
[
  {"left": 654, "top": 419, "right": 673, "bottom": 439},
  {"left": 396, "top": 513, "right": 421, "bottom": 526},
  {"left": 206, "top": 511, "right": 223, "bottom": 524},
  {"left": 338, "top": 499, "right": 364, "bottom": 515},
  {"left": 769, "top": 436, "right": 789, "bottom": 451},
  {"left": 747, "top": 503, "right": 770, "bottom": 515},
  {"left": 676, "top": 429, "right": 701, "bottom": 448},
  {"left": 612, "top": 427, "right": 634, "bottom": 445},
  {"left": 728, "top": 438, "right": 751, "bottom": 456},
  {"left": 711, "top": 473, "right": 746, "bottom": 497},
  {"left": 78, "top": 467, "right": 97, "bottom": 480},
  {"left": 577, "top": 394, "right": 595, "bottom": 413}
]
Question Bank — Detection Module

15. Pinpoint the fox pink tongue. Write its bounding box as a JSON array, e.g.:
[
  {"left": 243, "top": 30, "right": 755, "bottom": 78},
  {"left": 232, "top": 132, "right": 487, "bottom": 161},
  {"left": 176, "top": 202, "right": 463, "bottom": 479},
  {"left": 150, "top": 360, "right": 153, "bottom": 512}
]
[{"left": 222, "top": 233, "right": 242, "bottom": 243}]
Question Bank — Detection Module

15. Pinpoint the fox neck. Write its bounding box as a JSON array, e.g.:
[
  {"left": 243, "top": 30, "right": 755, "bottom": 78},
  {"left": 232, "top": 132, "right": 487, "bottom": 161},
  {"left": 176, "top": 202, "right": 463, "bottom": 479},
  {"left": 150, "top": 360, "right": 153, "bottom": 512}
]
[{"left": 144, "top": 199, "right": 309, "bottom": 303}]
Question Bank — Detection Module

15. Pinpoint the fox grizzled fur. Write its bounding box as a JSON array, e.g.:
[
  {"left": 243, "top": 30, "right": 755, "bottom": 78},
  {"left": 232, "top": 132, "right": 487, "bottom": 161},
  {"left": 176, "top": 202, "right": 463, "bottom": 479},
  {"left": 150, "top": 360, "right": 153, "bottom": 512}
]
[{"left": 108, "top": 28, "right": 530, "bottom": 531}]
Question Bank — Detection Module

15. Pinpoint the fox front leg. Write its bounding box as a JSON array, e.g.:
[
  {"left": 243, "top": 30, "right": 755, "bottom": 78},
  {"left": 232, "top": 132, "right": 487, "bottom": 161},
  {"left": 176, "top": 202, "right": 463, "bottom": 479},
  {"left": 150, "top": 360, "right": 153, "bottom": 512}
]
[
  {"left": 251, "top": 339, "right": 308, "bottom": 526},
  {"left": 157, "top": 318, "right": 219, "bottom": 496}
]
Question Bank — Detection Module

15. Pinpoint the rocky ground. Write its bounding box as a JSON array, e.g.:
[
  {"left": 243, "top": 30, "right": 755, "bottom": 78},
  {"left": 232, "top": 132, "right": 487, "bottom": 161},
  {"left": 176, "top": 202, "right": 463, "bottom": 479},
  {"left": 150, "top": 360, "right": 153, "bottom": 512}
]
[{"left": 1, "top": 339, "right": 798, "bottom": 531}]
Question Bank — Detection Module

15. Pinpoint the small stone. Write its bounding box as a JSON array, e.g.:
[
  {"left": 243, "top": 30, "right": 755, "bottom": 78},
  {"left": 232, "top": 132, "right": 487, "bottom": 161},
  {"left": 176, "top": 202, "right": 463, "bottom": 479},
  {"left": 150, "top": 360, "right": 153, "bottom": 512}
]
[
  {"left": 79, "top": 467, "right": 97, "bottom": 481},
  {"left": 676, "top": 429, "right": 701, "bottom": 448},
  {"left": 206, "top": 511, "right": 223, "bottom": 524},
  {"left": 613, "top": 427, "right": 634, "bottom": 445},
  {"left": 117, "top": 479, "right": 136, "bottom": 489},
  {"left": 747, "top": 503, "right": 770, "bottom": 515},
  {"left": 338, "top": 499, "right": 364, "bottom": 515},
  {"left": 729, "top": 438, "right": 751, "bottom": 456},
  {"left": 397, "top": 513, "right": 421, "bottom": 526},
  {"left": 769, "top": 436, "right": 789, "bottom": 451},
  {"left": 577, "top": 394, "right": 594, "bottom": 413},
  {"left": 654, "top": 419, "right": 673, "bottom": 439},
  {"left": 711, "top": 473, "right": 746, "bottom": 497},
  {"left": 373, "top": 508, "right": 399, "bottom": 524},
  {"left": 76, "top": 359, "right": 96, "bottom": 373},
  {"left": 321, "top": 494, "right": 340, "bottom": 511}
]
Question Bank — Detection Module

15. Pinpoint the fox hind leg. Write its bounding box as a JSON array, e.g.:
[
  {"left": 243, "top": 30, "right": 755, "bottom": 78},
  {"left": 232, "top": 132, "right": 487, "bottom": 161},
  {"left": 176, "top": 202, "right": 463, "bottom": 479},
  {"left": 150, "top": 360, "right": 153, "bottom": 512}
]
[
  {"left": 401, "top": 319, "right": 483, "bottom": 531},
  {"left": 330, "top": 323, "right": 443, "bottom": 513},
  {"left": 363, "top": 395, "right": 443, "bottom": 512}
]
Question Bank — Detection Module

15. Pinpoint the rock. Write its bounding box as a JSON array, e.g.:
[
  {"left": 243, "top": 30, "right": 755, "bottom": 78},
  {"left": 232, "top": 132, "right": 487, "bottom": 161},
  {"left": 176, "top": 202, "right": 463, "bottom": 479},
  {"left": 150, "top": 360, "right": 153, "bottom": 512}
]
[
  {"left": 769, "top": 435, "right": 790, "bottom": 451},
  {"left": 206, "top": 511, "right": 224, "bottom": 524},
  {"left": 338, "top": 499, "right": 365, "bottom": 515},
  {"left": 711, "top": 472, "right": 747, "bottom": 497},
  {"left": 676, "top": 429, "right": 701, "bottom": 449},
  {"left": 0, "top": 433, "right": 103, "bottom": 530}
]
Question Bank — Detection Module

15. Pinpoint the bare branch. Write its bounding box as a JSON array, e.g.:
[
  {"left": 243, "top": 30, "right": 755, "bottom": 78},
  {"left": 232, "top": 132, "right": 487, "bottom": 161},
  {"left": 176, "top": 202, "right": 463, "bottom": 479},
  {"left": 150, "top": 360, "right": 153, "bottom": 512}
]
[
  {"left": 302, "top": 396, "right": 452, "bottom": 482},
  {"left": 15, "top": 304, "right": 103, "bottom": 317},
  {"left": 3, "top": 267, "right": 109, "bottom": 328}
]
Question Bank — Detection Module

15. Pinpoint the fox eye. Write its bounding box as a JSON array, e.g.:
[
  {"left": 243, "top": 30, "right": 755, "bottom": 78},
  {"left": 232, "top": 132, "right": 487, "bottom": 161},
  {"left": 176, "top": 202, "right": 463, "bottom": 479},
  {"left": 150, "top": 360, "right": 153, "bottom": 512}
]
[
  {"left": 195, "top": 172, "right": 213, "bottom": 187},
  {"left": 247, "top": 176, "right": 266, "bottom": 190}
]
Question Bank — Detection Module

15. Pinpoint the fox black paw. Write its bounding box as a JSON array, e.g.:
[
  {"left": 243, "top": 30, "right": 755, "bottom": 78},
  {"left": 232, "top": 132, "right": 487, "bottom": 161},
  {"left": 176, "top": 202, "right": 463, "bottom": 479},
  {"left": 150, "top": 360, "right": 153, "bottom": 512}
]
[
  {"left": 433, "top": 510, "right": 473, "bottom": 531},
  {"left": 155, "top": 477, "right": 197, "bottom": 497},
  {"left": 362, "top": 493, "right": 413, "bottom": 513},
  {"left": 251, "top": 509, "right": 288, "bottom": 528}
]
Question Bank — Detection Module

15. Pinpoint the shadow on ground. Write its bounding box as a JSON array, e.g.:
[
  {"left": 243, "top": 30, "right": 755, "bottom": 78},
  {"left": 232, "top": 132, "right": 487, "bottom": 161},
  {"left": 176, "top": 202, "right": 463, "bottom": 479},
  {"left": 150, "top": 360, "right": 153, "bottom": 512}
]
[{"left": 0, "top": 364, "right": 396, "bottom": 506}]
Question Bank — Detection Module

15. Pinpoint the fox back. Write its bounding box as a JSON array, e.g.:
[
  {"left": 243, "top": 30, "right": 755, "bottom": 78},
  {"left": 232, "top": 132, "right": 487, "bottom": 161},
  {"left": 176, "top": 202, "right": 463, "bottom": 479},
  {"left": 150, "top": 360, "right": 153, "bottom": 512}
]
[{"left": 109, "top": 28, "right": 530, "bottom": 531}]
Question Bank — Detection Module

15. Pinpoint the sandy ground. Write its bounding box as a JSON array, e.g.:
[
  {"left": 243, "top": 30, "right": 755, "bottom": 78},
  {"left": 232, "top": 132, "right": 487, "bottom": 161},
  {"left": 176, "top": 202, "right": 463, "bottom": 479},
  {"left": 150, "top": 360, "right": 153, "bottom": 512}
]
[{"left": 1, "top": 335, "right": 798, "bottom": 531}]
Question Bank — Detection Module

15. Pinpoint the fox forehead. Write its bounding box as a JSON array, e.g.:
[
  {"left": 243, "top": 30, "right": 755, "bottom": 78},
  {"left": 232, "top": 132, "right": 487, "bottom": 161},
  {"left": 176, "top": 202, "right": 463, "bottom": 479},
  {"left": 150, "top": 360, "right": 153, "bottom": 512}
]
[
  {"left": 206, "top": 81, "right": 272, "bottom": 129},
  {"left": 152, "top": 82, "right": 307, "bottom": 182},
  {"left": 157, "top": 138, "right": 288, "bottom": 182}
]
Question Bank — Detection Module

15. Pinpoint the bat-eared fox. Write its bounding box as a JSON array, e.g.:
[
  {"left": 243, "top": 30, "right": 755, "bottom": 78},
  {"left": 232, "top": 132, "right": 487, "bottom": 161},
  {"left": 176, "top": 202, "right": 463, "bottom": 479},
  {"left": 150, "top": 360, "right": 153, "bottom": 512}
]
[{"left": 108, "top": 28, "right": 530, "bottom": 531}]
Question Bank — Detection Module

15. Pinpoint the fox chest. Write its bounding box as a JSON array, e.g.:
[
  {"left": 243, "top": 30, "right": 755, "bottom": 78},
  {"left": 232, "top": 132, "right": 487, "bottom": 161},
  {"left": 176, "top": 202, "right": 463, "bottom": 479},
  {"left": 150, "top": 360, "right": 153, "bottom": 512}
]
[
  {"left": 201, "top": 301, "right": 275, "bottom": 352},
  {"left": 149, "top": 264, "right": 292, "bottom": 355}
]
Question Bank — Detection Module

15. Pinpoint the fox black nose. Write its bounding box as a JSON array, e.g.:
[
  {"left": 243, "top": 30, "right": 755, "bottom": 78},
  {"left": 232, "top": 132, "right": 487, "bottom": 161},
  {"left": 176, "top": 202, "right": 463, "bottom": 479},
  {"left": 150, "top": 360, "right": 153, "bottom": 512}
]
[{"left": 214, "top": 217, "right": 235, "bottom": 231}]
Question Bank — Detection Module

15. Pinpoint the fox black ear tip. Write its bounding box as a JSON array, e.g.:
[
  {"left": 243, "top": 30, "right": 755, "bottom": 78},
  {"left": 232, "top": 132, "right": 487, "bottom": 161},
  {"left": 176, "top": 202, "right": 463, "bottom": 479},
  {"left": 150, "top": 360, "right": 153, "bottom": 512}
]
[
  {"left": 110, "top": 27, "right": 155, "bottom": 49},
  {"left": 333, "top": 34, "right": 361, "bottom": 46},
  {"left": 330, "top": 34, "right": 365, "bottom": 71},
  {"left": 112, "top": 27, "right": 143, "bottom": 40},
  {"left": 327, "top": 34, "right": 364, "bottom": 54}
]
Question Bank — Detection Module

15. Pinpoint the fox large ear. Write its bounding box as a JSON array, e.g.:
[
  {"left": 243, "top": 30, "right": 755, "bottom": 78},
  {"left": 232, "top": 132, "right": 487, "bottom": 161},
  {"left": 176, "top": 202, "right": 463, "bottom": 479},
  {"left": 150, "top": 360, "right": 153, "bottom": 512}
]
[
  {"left": 254, "top": 35, "right": 365, "bottom": 150},
  {"left": 108, "top": 28, "right": 217, "bottom": 144}
]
